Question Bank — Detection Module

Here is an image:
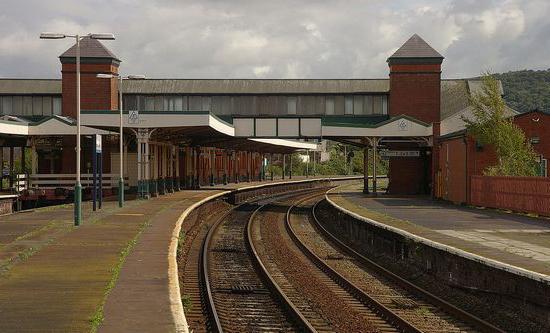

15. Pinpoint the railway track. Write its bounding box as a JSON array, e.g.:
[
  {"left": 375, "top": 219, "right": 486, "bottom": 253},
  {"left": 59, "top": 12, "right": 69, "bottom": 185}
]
[
  {"left": 202, "top": 191, "right": 319, "bottom": 332},
  {"left": 193, "top": 188, "right": 505, "bottom": 332},
  {"left": 298, "top": 193, "right": 504, "bottom": 332}
]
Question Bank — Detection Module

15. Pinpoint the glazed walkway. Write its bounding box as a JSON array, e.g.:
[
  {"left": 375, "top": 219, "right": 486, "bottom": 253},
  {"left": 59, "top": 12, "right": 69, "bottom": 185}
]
[
  {"left": 0, "top": 176, "right": 333, "bottom": 332},
  {"left": 329, "top": 182, "right": 550, "bottom": 277}
]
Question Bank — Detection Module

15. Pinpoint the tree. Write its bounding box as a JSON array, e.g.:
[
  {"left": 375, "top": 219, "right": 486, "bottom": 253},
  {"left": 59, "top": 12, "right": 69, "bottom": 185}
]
[{"left": 463, "top": 74, "right": 539, "bottom": 176}]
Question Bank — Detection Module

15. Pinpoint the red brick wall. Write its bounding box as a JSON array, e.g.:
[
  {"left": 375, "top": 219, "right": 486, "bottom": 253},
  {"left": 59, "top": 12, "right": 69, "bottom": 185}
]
[
  {"left": 513, "top": 111, "right": 550, "bottom": 175},
  {"left": 388, "top": 154, "right": 430, "bottom": 194},
  {"left": 389, "top": 63, "right": 441, "bottom": 124},
  {"left": 469, "top": 137, "right": 498, "bottom": 176},
  {"left": 61, "top": 63, "right": 119, "bottom": 118},
  {"left": 471, "top": 176, "right": 550, "bottom": 216}
]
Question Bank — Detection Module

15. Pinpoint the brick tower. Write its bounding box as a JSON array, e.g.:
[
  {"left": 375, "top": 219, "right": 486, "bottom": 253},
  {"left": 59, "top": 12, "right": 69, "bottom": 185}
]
[
  {"left": 58, "top": 38, "right": 120, "bottom": 173},
  {"left": 59, "top": 37, "right": 120, "bottom": 118},
  {"left": 386, "top": 34, "right": 444, "bottom": 195}
]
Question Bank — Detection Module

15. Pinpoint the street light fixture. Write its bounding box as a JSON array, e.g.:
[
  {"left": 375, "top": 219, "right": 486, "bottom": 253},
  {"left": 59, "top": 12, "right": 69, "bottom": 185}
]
[
  {"left": 96, "top": 73, "right": 145, "bottom": 207},
  {"left": 40, "top": 32, "right": 116, "bottom": 226}
]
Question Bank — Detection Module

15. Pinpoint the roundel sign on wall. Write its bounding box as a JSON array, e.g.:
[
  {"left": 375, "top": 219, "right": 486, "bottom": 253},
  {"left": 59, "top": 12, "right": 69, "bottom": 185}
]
[{"left": 397, "top": 119, "right": 408, "bottom": 131}]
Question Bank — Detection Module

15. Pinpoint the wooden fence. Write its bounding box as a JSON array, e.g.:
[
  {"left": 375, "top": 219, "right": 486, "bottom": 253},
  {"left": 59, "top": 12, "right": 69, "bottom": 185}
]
[{"left": 470, "top": 175, "right": 550, "bottom": 216}]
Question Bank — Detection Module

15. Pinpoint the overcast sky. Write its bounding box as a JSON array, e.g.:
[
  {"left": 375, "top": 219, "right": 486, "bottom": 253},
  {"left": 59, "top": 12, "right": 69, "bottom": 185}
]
[{"left": 1, "top": 0, "right": 549, "bottom": 79}]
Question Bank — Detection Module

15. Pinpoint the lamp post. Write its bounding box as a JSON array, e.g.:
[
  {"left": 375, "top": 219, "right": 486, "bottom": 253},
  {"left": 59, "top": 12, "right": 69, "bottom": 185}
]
[
  {"left": 40, "top": 32, "right": 115, "bottom": 226},
  {"left": 97, "top": 74, "right": 145, "bottom": 207}
]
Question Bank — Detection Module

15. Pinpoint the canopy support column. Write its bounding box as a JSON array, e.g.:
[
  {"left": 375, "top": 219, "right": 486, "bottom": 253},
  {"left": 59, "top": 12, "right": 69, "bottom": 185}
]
[
  {"left": 305, "top": 150, "right": 309, "bottom": 178},
  {"left": 366, "top": 137, "right": 381, "bottom": 196},
  {"left": 282, "top": 154, "right": 286, "bottom": 180},
  {"left": 363, "top": 144, "right": 369, "bottom": 194},
  {"left": 135, "top": 128, "right": 153, "bottom": 199},
  {"left": 312, "top": 150, "right": 316, "bottom": 176},
  {"left": 289, "top": 153, "right": 293, "bottom": 179}
]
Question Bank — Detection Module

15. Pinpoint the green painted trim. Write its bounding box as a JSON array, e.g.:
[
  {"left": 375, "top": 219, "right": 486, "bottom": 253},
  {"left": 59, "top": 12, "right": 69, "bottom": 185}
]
[
  {"left": 215, "top": 115, "right": 234, "bottom": 124},
  {"left": 321, "top": 115, "right": 389, "bottom": 128},
  {"left": 321, "top": 114, "right": 430, "bottom": 128},
  {"left": 0, "top": 119, "right": 29, "bottom": 126},
  {"left": 208, "top": 113, "right": 234, "bottom": 127},
  {"left": 28, "top": 116, "right": 75, "bottom": 126}
]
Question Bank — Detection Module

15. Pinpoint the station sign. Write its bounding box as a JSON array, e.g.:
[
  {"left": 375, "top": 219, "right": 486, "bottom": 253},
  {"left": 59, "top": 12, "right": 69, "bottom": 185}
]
[
  {"left": 379, "top": 150, "right": 420, "bottom": 158},
  {"left": 95, "top": 135, "right": 102, "bottom": 153}
]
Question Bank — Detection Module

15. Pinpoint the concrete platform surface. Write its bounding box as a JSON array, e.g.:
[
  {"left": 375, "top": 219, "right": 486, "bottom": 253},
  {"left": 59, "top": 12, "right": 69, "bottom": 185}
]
[
  {"left": 0, "top": 176, "right": 348, "bottom": 332},
  {"left": 329, "top": 182, "right": 550, "bottom": 277},
  {"left": 0, "top": 190, "right": 225, "bottom": 333}
]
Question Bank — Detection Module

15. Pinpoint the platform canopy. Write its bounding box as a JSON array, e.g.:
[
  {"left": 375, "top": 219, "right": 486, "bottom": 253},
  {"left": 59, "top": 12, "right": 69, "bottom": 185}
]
[
  {"left": 0, "top": 115, "right": 115, "bottom": 137},
  {"left": 81, "top": 110, "right": 318, "bottom": 153}
]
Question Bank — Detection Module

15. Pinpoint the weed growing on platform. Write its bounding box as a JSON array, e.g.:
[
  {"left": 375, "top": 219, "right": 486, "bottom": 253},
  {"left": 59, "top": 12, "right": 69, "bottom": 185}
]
[{"left": 89, "top": 220, "right": 151, "bottom": 332}]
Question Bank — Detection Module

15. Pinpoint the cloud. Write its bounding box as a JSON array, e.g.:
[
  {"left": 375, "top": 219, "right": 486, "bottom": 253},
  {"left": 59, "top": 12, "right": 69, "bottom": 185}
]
[{"left": 0, "top": 0, "right": 547, "bottom": 79}]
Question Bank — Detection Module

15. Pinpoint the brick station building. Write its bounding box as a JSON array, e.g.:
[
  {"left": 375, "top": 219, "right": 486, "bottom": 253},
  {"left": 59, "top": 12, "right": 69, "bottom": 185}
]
[
  {"left": 438, "top": 109, "right": 550, "bottom": 204},
  {"left": 0, "top": 33, "right": 546, "bottom": 203}
]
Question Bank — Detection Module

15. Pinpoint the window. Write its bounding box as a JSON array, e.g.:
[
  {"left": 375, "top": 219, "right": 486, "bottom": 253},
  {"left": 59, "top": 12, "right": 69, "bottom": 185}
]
[
  {"left": 13, "top": 96, "right": 23, "bottom": 115},
  {"left": 364, "top": 96, "right": 373, "bottom": 115},
  {"left": 382, "top": 95, "right": 388, "bottom": 115},
  {"left": 353, "top": 96, "right": 364, "bottom": 115},
  {"left": 42, "top": 96, "right": 52, "bottom": 116},
  {"left": 201, "top": 96, "right": 212, "bottom": 111},
  {"left": 154, "top": 96, "right": 163, "bottom": 111},
  {"left": 1, "top": 96, "right": 11, "bottom": 115},
  {"left": 287, "top": 96, "right": 297, "bottom": 114},
  {"left": 124, "top": 95, "right": 138, "bottom": 111},
  {"left": 174, "top": 96, "right": 183, "bottom": 111},
  {"left": 344, "top": 96, "right": 353, "bottom": 115},
  {"left": 144, "top": 96, "right": 155, "bottom": 110},
  {"left": 373, "top": 95, "right": 383, "bottom": 114},
  {"left": 53, "top": 97, "right": 62, "bottom": 115},
  {"left": 136, "top": 95, "right": 145, "bottom": 110},
  {"left": 325, "top": 96, "right": 335, "bottom": 115},
  {"left": 163, "top": 96, "right": 184, "bottom": 111},
  {"left": 531, "top": 137, "right": 540, "bottom": 144},
  {"left": 32, "top": 96, "right": 43, "bottom": 116},
  {"left": 189, "top": 96, "right": 202, "bottom": 110}
]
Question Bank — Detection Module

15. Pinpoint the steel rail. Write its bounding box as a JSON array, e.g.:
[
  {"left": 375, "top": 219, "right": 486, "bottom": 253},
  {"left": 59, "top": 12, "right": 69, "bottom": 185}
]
[
  {"left": 285, "top": 194, "right": 424, "bottom": 333},
  {"left": 246, "top": 192, "right": 324, "bottom": 333},
  {"left": 200, "top": 204, "right": 232, "bottom": 332},
  {"left": 311, "top": 199, "right": 506, "bottom": 333},
  {"left": 202, "top": 188, "right": 324, "bottom": 333}
]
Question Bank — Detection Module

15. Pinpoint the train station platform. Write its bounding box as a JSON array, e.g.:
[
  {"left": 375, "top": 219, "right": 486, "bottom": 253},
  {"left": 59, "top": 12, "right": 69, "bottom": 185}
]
[
  {"left": 0, "top": 176, "right": 335, "bottom": 332},
  {"left": 328, "top": 182, "right": 550, "bottom": 278}
]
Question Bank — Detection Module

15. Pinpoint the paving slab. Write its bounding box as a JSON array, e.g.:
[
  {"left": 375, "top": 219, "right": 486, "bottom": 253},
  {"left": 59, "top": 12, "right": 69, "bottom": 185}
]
[
  {"left": 329, "top": 182, "right": 550, "bottom": 276},
  {"left": 0, "top": 191, "right": 222, "bottom": 333},
  {"left": 0, "top": 176, "right": 346, "bottom": 333}
]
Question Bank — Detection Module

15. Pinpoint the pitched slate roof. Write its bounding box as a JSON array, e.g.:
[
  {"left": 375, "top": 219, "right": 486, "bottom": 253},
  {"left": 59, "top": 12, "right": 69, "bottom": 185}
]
[
  {"left": 121, "top": 79, "right": 390, "bottom": 94},
  {"left": 388, "top": 34, "right": 444, "bottom": 60},
  {"left": 0, "top": 79, "right": 61, "bottom": 94},
  {"left": 59, "top": 36, "right": 120, "bottom": 62}
]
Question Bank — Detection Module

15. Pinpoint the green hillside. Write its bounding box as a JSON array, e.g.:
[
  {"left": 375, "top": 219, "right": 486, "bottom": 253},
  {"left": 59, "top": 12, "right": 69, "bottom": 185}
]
[{"left": 494, "top": 69, "right": 550, "bottom": 113}]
